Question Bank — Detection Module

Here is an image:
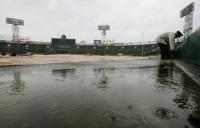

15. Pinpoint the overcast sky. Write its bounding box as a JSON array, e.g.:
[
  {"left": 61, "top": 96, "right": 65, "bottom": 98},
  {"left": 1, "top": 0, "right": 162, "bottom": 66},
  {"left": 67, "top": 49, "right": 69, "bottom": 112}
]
[{"left": 0, "top": 0, "right": 199, "bottom": 43}]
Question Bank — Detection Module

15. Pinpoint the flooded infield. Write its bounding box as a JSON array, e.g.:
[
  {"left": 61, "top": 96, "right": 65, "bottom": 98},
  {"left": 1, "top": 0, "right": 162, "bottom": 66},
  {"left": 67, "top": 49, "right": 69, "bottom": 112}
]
[{"left": 0, "top": 60, "right": 199, "bottom": 128}]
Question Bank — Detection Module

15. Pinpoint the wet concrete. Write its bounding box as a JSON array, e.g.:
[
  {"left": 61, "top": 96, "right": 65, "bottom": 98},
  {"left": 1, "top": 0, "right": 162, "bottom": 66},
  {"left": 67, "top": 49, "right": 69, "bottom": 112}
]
[{"left": 0, "top": 60, "right": 199, "bottom": 128}]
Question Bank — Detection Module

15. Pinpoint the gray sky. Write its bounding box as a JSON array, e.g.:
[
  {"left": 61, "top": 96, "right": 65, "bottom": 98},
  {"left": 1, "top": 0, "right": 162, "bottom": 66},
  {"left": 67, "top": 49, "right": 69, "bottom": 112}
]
[{"left": 0, "top": 0, "right": 199, "bottom": 43}]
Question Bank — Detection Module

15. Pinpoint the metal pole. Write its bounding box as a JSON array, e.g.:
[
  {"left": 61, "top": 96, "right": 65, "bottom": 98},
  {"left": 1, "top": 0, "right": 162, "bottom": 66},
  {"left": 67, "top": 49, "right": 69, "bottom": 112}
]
[
  {"left": 12, "top": 24, "right": 19, "bottom": 42},
  {"left": 142, "top": 32, "right": 144, "bottom": 56},
  {"left": 102, "top": 30, "right": 106, "bottom": 44}
]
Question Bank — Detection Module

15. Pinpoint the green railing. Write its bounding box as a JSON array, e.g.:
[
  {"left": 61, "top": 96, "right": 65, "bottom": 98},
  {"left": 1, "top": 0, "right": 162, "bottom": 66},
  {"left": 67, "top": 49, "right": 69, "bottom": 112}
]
[
  {"left": 175, "top": 27, "right": 200, "bottom": 65},
  {"left": 0, "top": 41, "right": 160, "bottom": 56}
]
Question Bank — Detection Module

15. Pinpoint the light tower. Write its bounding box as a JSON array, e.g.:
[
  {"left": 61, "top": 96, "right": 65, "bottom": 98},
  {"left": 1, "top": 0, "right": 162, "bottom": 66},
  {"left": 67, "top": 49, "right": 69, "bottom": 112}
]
[
  {"left": 180, "top": 2, "right": 195, "bottom": 37},
  {"left": 98, "top": 25, "right": 110, "bottom": 44},
  {"left": 6, "top": 17, "right": 24, "bottom": 42}
]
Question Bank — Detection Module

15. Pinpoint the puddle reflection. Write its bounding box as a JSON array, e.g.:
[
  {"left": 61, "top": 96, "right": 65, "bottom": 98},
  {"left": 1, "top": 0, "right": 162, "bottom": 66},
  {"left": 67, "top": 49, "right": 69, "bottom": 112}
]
[
  {"left": 155, "top": 61, "right": 200, "bottom": 127},
  {"left": 52, "top": 69, "right": 76, "bottom": 80},
  {"left": 6, "top": 71, "right": 25, "bottom": 95},
  {"left": 97, "top": 71, "right": 110, "bottom": 91},
  {"left": 0, "top": 60, "right": 199, "bottom": 128}
]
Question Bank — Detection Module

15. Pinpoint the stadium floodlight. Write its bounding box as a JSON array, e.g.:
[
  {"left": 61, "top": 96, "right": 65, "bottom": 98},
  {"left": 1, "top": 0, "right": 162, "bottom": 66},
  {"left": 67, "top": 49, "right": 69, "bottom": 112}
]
[
  {"left": 180, "top": 2, "right": 195, "bottom": 36},
  {"left": 98, "top": 25, "right": 110, "bottom": 44},
  {"left": 180, "top": 2, "right": 194, "bottom": 18},
  {"left": 6, "top": 17, "right": 24, "bottom": 42}
]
